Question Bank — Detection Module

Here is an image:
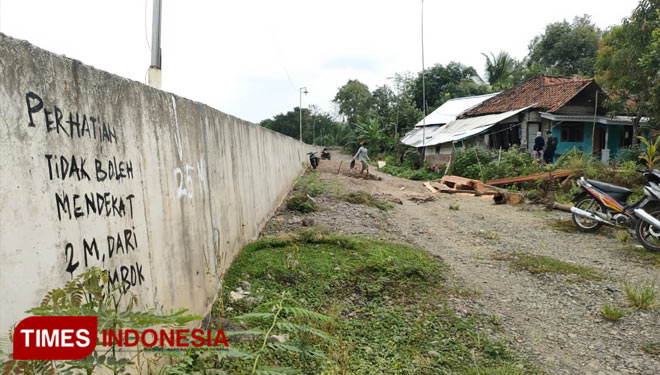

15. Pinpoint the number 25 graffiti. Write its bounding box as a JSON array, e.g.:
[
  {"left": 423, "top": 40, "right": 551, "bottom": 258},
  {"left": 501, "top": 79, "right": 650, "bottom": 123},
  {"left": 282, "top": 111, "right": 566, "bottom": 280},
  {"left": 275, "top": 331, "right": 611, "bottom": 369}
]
[{"left": 174, "top": 160, "right": 205, "bottom": 200}]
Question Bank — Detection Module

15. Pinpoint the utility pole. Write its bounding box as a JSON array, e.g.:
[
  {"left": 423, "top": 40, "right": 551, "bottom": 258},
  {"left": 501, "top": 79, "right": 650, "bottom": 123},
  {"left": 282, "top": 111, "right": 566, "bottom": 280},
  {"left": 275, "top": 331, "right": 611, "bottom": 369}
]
[
  {"left": 299, "top": 87, "right": 308, "bottom": 142},
  {"left": 148, "top": 0, "right": 162, "bottom": 89},
  {"left": 420, "top": 0, "right": 427, "bottom": 163}
]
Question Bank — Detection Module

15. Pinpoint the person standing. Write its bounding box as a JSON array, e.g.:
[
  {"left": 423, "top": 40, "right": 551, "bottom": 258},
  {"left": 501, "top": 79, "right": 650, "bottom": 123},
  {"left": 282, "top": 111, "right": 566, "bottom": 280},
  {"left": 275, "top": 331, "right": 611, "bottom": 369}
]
[
  {"left": 544, "top": 130, "right": 557, "bottom": 163},
  {"left": 533, "top": 131, "right": 545, "bottom": 160},
  {"left": 353, "top": 142, "right": 370, "bottom": 175}
]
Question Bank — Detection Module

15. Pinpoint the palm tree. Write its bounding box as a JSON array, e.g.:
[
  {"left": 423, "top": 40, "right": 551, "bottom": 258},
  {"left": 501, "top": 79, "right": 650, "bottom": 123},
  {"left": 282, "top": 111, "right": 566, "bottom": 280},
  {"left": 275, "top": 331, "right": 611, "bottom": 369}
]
[{"left": 482, "top": 51, "right": 518, "bottom": 90}]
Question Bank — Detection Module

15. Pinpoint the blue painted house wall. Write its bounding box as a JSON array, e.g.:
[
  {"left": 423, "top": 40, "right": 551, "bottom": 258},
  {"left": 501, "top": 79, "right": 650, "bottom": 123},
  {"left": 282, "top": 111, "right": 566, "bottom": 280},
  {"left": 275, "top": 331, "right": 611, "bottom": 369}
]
[{"left": 553, "top": 122, "right": 628, "bottom": 158}]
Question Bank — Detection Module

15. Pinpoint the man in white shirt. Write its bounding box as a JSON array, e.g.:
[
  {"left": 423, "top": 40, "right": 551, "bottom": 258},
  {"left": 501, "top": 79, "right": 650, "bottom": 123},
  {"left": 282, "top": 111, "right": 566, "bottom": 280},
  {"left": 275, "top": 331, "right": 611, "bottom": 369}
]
[{"left": 353, "top": 142, "right": 370, "bottom": 175}]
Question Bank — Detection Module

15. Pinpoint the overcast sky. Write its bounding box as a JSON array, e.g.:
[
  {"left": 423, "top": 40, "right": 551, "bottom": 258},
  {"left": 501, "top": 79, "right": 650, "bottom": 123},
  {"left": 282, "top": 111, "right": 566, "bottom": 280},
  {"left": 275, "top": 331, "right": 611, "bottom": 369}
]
[{"left": 0, "top": 0, "right": 640, "bottom": 123}]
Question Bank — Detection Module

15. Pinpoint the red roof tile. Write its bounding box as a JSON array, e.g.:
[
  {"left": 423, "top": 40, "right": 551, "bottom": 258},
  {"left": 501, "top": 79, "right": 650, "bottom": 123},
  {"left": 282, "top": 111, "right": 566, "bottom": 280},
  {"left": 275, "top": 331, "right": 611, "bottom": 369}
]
[{"left": 460, "top": 75, "right": 594, "bottom": 118}]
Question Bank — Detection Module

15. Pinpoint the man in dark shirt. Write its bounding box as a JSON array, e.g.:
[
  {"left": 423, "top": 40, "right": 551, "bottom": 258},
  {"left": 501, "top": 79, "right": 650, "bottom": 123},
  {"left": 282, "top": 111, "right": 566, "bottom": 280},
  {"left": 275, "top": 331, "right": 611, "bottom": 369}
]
[{"left": 544, "top": 130, "right": 557, "bottom": 163}]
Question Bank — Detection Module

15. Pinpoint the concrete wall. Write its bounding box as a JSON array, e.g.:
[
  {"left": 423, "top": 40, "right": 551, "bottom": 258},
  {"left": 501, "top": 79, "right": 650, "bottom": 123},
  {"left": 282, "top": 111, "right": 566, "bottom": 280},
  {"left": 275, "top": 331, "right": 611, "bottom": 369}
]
[{"left": 0, "top": 33, "right": 311, "bottom": 332}]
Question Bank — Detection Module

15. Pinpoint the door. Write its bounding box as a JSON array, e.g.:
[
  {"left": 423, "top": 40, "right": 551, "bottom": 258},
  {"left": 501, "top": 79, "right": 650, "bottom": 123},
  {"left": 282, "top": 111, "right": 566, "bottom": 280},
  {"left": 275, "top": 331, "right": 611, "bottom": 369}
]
[
  {"left": 527, "top": 123, "right": 539, "bottom": 152},
  {"left": 593, "top": 126, "right": 605, "bottom": 154}
]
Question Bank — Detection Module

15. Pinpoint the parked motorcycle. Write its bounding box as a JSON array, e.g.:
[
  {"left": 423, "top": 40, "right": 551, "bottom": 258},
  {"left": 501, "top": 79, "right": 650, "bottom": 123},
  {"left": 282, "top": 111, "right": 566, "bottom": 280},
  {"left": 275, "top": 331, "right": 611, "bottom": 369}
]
[
  {"left": 321, "top": 149, "right": 331, "bottom": 160},
  {"left": 308, "top": 152, "right": 319, "bottom": 169},
  {"left": 570, "top": 169, "right": 660, "bottom": 251}
]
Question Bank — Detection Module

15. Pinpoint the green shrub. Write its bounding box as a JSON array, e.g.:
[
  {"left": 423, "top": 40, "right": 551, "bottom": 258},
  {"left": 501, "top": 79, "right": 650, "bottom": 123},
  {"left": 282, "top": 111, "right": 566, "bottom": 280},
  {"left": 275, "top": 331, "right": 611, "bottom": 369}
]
[
  {"left": 616, "top": 145, "right": 643, "bottom": 164},
  {"left": 451, "top": 147, "right": 545, "bottom": 181},
  {"left": 451, "top": 147, "right": 496, "bottom": 180}
]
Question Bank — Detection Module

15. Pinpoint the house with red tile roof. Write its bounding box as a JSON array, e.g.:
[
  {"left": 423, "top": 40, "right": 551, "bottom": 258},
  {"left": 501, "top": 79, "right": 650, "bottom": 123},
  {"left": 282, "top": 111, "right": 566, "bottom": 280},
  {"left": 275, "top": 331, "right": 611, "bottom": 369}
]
[{"left": 406, "top": 74, "right": 646, "bottom": 164}]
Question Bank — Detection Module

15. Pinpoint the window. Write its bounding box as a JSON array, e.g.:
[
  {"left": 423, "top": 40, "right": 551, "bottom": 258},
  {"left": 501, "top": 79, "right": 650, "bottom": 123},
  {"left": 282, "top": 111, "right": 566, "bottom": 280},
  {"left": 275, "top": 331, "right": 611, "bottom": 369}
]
[{"left": 560, "top": 123, "right": 584, "bottom": 142}]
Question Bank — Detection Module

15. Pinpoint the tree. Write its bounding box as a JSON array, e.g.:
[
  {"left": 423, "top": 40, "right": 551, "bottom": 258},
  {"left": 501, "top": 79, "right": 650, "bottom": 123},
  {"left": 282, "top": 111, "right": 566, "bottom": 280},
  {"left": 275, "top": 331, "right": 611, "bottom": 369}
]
[
  {"left": 482, "top": 51, "right": 521, "bottom": 90},
  {"left": 528, "top": 15, "right": 602, "bottom": 76},
  {"left": 355, "top": 119, "right": 388, "bottom": 152},
  {"left": 412, "top": 62, "right": 488, "bottom": 113},
  {"left": 332, "top": 79, "right": 373, "bottom": 126},
  {"left": 595, "top": 0, "right": 660, "bottom": 132},
  {"left": 260, "top": 107, "right": 311, "bottom": 141}
]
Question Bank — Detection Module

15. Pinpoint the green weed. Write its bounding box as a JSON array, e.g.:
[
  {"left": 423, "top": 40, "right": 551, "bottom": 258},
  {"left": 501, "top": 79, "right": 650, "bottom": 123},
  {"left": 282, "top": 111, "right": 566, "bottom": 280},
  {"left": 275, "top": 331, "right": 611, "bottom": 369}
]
[
  {"left": 547, "top": 219, "right": 579, "bottom": 233},
  {"left": 339, "top": 191, "right": 393, "bottom": 211},
  {"left": 449, "top": 203, "right": 460, "bottom": 211},
  {"left": 616, "top": 230, "right": 631, "bottom": 243},
  {"left": 474, "top": 230, "right": 499, "bottom": 240},
  {"left": 510, "top": 253, "right": 606, "bottom": 281},
  {"left": 624, "top": 282, "right": 657, "bottom": 309},
  {"left": 600, "top": 305, "right": 625, "bottom": 321}
]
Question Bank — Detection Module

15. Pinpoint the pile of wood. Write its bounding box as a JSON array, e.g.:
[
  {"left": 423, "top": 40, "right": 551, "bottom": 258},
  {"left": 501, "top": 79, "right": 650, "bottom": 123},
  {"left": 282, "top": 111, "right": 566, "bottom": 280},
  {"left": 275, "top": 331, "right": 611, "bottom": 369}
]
[
  {"left": 423, "top": 176, "right": 498, "bottom": 196},
  {"left": 423, "top": 175, "right": 525, "bottom": 204},
  {"left": 487, "top": 170, "right": 577, "bottom": 186}
]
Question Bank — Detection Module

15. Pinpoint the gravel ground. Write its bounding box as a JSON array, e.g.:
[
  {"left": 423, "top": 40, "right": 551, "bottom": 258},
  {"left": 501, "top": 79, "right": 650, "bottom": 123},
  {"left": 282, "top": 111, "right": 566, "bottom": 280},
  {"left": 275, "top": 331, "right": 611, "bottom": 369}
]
[{"left": 262, "top": 153, "right": 660, "bottom": 374}]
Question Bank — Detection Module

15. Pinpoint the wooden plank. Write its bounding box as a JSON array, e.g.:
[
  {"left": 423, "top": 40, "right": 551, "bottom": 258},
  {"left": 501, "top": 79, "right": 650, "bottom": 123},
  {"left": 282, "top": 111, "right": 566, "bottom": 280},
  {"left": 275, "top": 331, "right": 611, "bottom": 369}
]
[
  {"left": 423, "top": 182, "right": 438, "bottom": 193},
  {"left": 487, "top": 170, "right": 577, "bottom": 186}
]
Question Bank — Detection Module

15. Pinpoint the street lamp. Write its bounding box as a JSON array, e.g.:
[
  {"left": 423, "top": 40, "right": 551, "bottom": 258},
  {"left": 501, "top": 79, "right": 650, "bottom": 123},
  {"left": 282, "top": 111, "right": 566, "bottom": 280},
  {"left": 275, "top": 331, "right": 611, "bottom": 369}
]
[{"left": 299, "top": 87, "right": 308, "bottom": 142}]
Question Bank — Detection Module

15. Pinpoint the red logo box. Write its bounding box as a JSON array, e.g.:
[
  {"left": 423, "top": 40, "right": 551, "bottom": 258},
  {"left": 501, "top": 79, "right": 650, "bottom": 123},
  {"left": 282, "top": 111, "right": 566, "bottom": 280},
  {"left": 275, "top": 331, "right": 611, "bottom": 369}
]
[{"left": 13, "top": 316, "right": 97, "bottom": 360}]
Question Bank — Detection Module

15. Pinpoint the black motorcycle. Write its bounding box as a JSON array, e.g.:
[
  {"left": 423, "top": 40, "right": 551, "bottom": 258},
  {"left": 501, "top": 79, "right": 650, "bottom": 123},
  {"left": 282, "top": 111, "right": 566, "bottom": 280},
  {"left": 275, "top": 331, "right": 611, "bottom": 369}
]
[
  {"left": 321, "top": 149, "right": 331, "bottom": 160},
  {"left": 308, "top": 152, "right": 319, "bottom": 169}
]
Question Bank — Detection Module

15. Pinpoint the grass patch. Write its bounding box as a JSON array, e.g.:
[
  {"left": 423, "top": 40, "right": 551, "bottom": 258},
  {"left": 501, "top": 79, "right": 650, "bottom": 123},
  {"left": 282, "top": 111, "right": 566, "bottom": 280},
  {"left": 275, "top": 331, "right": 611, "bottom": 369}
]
[
  {"left": 546, "top": 219, "right": 579, "bottom": 233},
  {"left": 624, "top": 282, "right": 657, "bottom": 309},
  {"left": 287, "top": 171, "right": 342, "bottom": 213},
  {"left": 286, "top": 193, "right": 317, "bottom": 213},
  {"left": 616, "top": 244, "right": 660, "bottom": 266},
  {"left": 474, "top": 230, "right": 500, "bottom": 240},
  {"left": 600, "top": 305, "right": 625, "bottom": 321},
  {"left": 340, "top": 190, "right": 393, "bottom": 211},
  {"left": 449, "top": 203, "right": 460, "bottom": 211},
  {"left": 295, "top": 170, "right": 341, "bottom": 197},
  {"left": 616, "top": 230, "right": 631, "bottom": 244},
  {"left": 218, "top": 230, "right": 537, "bottom": 374},
  {"left": 510, "top": 253, "right": 606, "bottom": 281}
]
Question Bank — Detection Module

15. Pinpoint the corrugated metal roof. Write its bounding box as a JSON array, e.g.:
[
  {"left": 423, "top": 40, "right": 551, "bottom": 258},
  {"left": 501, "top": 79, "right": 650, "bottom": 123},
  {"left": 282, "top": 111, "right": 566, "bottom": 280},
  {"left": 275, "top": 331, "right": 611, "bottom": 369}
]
[
  {"left": 540, "top": 112, "right": 649, "bottom": 126},
  {"left": 414, "top": 93, "right": 499, "bottom": 127},
  {"left": 402, "top": 107, "right": 530, "bottom": 148}
]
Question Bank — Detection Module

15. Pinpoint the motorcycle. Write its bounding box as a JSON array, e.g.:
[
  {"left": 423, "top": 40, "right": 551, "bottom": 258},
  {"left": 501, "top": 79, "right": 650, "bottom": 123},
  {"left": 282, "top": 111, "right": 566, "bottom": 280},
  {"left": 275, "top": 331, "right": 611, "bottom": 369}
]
[
  {"left": 570, "top": 169, "right": 660, "bottom": 251},
  {"left": 321, "top": 149, "right": 331, "bottom": 160},
  {"left": 308, "top": 152, "right": 319, "bottom": 169}
]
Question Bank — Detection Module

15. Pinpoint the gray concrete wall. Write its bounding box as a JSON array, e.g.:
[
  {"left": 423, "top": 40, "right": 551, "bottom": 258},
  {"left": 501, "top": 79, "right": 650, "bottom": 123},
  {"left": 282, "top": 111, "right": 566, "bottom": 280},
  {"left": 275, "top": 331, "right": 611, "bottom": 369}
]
[{"left": 0, "top": 33, "right": 311, "bottom": 331}]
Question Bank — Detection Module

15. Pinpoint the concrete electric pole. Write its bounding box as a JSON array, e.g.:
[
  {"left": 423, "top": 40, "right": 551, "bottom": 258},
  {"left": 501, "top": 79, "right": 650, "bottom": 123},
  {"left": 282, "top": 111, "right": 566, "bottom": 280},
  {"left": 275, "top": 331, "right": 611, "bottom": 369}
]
[
  {"left": 148, "top": 0, "right": 162, "bottom": 89},
  {"left": 299, "top": 87, "right": 308, "bottom": 142}
]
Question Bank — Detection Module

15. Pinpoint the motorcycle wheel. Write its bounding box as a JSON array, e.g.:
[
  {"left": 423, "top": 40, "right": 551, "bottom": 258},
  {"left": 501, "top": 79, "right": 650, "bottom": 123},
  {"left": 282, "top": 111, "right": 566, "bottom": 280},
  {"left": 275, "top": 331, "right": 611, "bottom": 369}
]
[
  {"left": 635, "top": 207, "right": 660, "bottom": 252},
  {"left": 571, "top": 197, "right": 605, "bottom": 232}
]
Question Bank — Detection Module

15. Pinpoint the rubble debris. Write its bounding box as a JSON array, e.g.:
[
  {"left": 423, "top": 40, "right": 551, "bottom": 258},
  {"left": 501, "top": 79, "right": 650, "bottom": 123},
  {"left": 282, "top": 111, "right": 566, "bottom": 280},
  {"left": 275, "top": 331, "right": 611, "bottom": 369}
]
[
  {"left": 375, "top": 193, "right": 403, "bottom": 205},
  {"left": 229, "top": 291, "right": 245, "bottom": 301},
  {"left": 302, "top": 217, "right": 315, "bottom": 226},
  {"left": 343, "top": 171, "right": 382, "bottom": 181},
  {"left": 239, "top": 280, "right": 252, "bottom": 291},
  {"left": 267, "top": 334, "right": 289, "bottom": 343},
  {"left": 408, "top": 195, "right": 437, "bottom": 204},
  {"left": 487, "top": 170, "right": 578, "bottom": 186}
]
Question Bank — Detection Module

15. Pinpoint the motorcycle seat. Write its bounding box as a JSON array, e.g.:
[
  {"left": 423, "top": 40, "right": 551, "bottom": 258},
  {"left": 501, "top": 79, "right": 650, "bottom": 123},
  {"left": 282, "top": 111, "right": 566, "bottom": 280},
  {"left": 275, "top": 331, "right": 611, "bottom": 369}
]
[{"left": 586, "top": 179, "right": 631, "bottom": 195}]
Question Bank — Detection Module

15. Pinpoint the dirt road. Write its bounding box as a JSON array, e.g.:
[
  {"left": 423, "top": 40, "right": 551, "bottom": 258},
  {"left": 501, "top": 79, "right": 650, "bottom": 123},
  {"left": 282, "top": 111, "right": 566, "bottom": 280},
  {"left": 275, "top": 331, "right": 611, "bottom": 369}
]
[{"left": 266, "top": 153, "right": 660, "bottom": 374}]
